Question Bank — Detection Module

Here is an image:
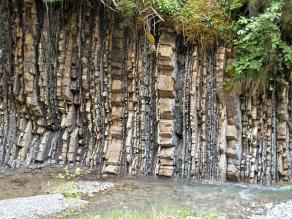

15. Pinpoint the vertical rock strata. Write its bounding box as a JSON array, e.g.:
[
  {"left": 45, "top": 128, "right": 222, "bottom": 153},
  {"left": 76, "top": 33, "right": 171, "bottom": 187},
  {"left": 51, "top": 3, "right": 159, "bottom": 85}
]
[
  {"left": 0, "top": 0, "right": 291, "bottom": 184},
  {"left": 156, "top": 31, "right": 176, "bottom": 177}
]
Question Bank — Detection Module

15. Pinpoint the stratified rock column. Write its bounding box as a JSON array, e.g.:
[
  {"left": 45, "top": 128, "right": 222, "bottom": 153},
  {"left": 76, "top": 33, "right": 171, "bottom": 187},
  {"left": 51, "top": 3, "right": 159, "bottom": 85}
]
[{"left": 156, "top": 31, "right": 176, "bottom": 177}]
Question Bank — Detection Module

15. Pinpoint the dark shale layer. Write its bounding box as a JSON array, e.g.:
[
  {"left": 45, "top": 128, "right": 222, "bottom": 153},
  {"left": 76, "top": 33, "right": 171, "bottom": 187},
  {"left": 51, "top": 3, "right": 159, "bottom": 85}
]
[{"left": 0, "top": 0, "right": 291, "bottom": 184}]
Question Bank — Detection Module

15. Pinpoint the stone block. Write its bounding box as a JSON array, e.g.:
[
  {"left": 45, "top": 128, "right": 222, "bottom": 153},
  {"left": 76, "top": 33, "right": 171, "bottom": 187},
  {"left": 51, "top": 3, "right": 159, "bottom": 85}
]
[
  {"left": 111, "top": 93, "right": 122, "bottom": 106},
  {"left": 158, "top": 147, "right": 175, "bottom": 159},
  {"left": 158, "top": 165, "right": 174, "bottom": 177},
  {"left": 106, "top": 139, "right": 122, "bottom": 165},
  {"left": 278, "top": 122, "right": 287, "bottom": 136},
  {"left": 226, "top": 163, "right": 238, "bottom": 181},
  {"left": 159, "top": 158, "right": 174, "bottom": 166},
  {"left": 112, "top": 80, "right": 122, "bottom": 92},
  {"left": 158, "top": 135, "right": 173, "bottom": 147},
  {"left": 36, "top": 132, "right": 51, "bottom": 162},
  {"left": 111, "top": 122, "right": 123, "bottom": 139},
  {"left": 66, "top": 105, "right": 77, "bottom": 129},
  {"left": 227, "top": 140, "right": 236, "bottom": 149},
  {"left": 20, "top": 121, "right": 33, "bottom": 160},
  {"left": 159, "top": 98, "right": 174, "bottom": 119},
  {"left": 158, "top": 45, "right": 173, "bottom": 60},
  {"left": 157, "top": 75, "right": 174, "bottom": 98},
  {"left": 159, "top": 120, "right": 173, "bottom": 137},
  {"left": 226, "top": 125, "right": 238, "bottom": 140},
  {"left": 103, "top": 165, "right": 119, "bottom": 174},
  {"left": 111, "top": 106, "right": 122, "bottom": 120},
  {"left": 158, "top": 59, "right": 174, "bottom": 71},
  {"left": 226, "top": 148, "right": 236, "bottom": 159},
  {"left": 68, "top": 128, "right": 79, "bottom": 155}
]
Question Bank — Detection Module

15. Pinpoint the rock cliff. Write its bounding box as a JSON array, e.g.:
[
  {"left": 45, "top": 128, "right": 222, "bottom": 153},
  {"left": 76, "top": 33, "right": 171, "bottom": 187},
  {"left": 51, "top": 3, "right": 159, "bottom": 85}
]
[{"left": 0, "top": 0, "right": 291, "bottom": 184}]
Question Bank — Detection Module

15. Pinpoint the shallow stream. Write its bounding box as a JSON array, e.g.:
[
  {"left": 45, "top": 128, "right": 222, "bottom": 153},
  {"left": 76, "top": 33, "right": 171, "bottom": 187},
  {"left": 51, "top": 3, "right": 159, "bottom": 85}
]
[{"left": 0, "top": 170, "right": 291, "bottom": 218}]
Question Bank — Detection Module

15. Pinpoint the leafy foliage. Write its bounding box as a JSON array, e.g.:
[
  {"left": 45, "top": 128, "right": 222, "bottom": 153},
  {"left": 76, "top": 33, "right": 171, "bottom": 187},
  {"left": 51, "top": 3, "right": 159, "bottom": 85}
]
[
  {"left": 55, "top": 182, "right": 80, "bottom": 200},
  {"left": 177, "top": 0, "right": 232, "bottom": 45},
  {"left": 55, "top": 166, "right": 82, "bottom": 180},
  {"left": 61, "top": 0, "right": 292, "bottom": 87},
  {"left": 114, "top": 0, "right": 241, "bottom": 45},
  {"left": 149, "top": 0, "right": 183, "bottom": 16},
  {"left": 116, "top": 0, "right": 137, "bottom": 27},
  {"left": 230, "top": 0, "right": 292, "bottom": 84},
  {"left": 176, "top": 0, "right": 246, "bottom": 45}
]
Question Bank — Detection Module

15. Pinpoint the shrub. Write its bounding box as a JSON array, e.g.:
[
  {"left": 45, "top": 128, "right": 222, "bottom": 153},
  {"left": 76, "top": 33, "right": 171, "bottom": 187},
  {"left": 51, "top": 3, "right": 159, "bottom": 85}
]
[
  {"left": 149, "top": 0, "right": 183, "bottom": 16},
  {"left": 231, "top": 0, "right": 292, "bottom": 84},
  {"left": 177, "top": 0, "right": 235, "bottom": 46}
]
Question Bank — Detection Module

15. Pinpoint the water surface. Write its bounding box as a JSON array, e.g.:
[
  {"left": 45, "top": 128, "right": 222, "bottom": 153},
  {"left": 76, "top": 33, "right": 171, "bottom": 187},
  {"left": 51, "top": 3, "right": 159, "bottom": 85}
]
[{"left": 1, "top": 171, "right": 291, "bottom": 218}]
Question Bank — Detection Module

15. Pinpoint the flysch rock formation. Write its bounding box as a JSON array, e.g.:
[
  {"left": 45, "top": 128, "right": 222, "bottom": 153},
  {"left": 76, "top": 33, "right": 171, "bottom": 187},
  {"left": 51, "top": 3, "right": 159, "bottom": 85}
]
[{"left": 0, "top": 0, "right": 291, "bottom": 184}]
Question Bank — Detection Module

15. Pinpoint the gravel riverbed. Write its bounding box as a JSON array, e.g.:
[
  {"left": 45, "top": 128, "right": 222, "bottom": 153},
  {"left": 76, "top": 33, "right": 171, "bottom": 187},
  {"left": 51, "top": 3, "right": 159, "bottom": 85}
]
[
  {"left": 0, "top": 194, "right": 86, "bottom": 219},
  {"left": 0, "top": 181, "right": 115, "bottom": 219},
  {"left": 250, "top": 200, "right": 292, "bottom": 219}
]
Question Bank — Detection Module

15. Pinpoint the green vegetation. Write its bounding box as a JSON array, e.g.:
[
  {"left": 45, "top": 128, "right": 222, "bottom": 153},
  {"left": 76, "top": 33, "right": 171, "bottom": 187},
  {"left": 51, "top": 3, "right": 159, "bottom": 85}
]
[
  {"left": 114, "top": 0, "right": 237, "bottom": 44},
  {"left": 150, "top": 0, "right": 183, "bottom": 16},
  {"left": 42, "top": 0, "right": 291, "bottom": 91},
  {"left": 53, "top": 166, "right": 82, "bottom": 200},
  {"left": 84, "top": 206, "right": 221, "bottom": 219},
  {"left": 178, "top": 0, "right": 232, "bottom": 44},
  {"left": 116, "top": 0, "right": 137, "bottom": 27},
  {"left": 55, "top": 182, "right": 80, "bottom": 200},
  {"left": 115, "top": 0, "right": 291, "bottom": 90},
  {"left": 227, "top": 0, "right": 292, "bottom": 91},
  {"left": 55, "top": 166, "right": 82, "bottom": 180}
]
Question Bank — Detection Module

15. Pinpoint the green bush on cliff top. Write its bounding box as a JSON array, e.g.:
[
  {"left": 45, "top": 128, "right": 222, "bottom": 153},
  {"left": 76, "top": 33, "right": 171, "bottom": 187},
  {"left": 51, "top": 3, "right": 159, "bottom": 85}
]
[
  {"left": 42, "top": 0, "right": 292, "bottom": 86},
  {"left": 227, "top": 0, "right": 292, "bottom": 90}
]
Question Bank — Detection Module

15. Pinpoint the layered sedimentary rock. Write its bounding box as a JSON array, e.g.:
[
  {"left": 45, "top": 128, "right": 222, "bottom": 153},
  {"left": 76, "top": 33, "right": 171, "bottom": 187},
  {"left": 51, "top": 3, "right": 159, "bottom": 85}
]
[{"left": 0, "top": 0, "right": 291, "bottom": 184}]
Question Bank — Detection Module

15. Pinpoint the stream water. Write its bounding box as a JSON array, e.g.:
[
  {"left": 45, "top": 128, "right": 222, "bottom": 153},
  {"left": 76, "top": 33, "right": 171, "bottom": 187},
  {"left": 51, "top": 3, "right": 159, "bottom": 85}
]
[{"left": 0, "top": 170, "right": 291, "bottom": 218}]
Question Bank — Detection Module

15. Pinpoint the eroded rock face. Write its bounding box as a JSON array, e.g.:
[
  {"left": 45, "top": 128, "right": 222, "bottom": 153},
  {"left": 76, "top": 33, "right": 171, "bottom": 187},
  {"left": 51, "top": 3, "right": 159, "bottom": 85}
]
[{"left": 0, "top": 0, "right": 291, "bottom": 184}]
